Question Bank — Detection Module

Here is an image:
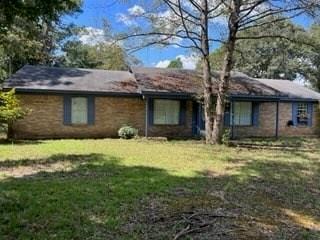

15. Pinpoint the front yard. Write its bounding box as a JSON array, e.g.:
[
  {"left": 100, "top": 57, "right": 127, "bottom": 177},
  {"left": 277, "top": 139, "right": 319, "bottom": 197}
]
[{"left": 0, "top": 139, "right": 319, "bottom": 239}]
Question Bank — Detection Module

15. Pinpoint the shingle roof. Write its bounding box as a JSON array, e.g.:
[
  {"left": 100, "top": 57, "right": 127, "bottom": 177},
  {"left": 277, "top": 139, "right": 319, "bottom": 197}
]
[
  {"left": 255, "top": 78, "right": 320, "bottom": 100},
  {"left": 132, "top": 67, "right": 282, "bottom": 97},
  {"left": 3, "top": 65, "right": 140, "bottom": 94},
  {"left": 211, "top": 71, "right": 281, "bottom": 97},
  {"left": 3, "top": 65, "right": 320, "bottom": 101},
  {"left": 131, "top": 67, "right": 203, "bottom": 94}
]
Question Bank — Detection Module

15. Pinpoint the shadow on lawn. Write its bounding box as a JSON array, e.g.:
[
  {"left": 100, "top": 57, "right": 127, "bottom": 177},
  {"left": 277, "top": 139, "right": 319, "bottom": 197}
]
[
  {"left": 0, "top": 153, "right": 101, "bottom": 168},
  {"left": 0, "top": 152, "right": 319, "bottom": 239},
  {"left": 0, "top": 139, "right": 44, "bottom": 145}
]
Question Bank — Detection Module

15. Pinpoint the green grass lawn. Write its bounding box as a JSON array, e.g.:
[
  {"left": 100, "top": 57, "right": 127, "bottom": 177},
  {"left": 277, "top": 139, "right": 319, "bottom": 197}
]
[{"left": 0, "top": 139, "right": 319, "bottom": 239}]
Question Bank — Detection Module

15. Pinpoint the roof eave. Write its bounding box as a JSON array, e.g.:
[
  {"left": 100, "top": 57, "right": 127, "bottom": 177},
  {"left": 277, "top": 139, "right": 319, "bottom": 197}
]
[
  {"left": 141, "top": 91, "right": 196, "bottom": 99},
  {"left": 229, "top": 94, "right": 320, "bottom": 102},
  {"left": 4, "top": 87, "right": 142, "bottom": 97}
]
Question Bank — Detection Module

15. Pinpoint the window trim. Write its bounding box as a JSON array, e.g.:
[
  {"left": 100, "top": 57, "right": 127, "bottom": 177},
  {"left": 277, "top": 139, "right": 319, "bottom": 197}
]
[
  {"left": 293, "top": 102, "right": 313, "bottom": 128},
  {"left": 153, "top": 99, "right": 181, "bottom": 126}
]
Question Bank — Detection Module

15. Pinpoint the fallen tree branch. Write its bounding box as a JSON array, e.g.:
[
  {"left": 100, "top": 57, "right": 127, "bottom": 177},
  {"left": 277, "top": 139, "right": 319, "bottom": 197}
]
[
  {"left": 173, "top": 224, "right": 191, "bottom": 240},
  {"left": 173, "top": 211, "right": 238, "bottom": 239}
]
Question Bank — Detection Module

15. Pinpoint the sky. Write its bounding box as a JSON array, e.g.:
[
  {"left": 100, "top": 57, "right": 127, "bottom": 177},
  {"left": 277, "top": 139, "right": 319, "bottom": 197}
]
[{"left": 63, "top": 0, "right": 314, "bottom": 70}]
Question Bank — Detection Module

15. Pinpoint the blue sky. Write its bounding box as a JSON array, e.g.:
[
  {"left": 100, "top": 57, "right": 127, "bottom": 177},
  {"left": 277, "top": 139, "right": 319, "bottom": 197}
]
[
  {"left": 63, "top": 0, "right": 314, "bottom": 69},
  {"left": 63, "top": 0, "right": 190, "bottom": 68}
]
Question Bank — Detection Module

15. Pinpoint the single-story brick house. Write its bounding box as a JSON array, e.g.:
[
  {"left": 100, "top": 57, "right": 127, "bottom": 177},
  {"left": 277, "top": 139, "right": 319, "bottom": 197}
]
[{"left": 2, "top": 65, "right": 320, "bottom": 139}]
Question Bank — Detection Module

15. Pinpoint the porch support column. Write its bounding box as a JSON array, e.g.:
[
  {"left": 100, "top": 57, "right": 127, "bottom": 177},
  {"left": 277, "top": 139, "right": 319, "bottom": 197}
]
[
  {"left": 197, "top": 102, "right": 201, "bottom": 135},
  {"left": 275, "top": 101, "right": 279, "bottom": 138},
  {"left": 231, "top": 100, "right": 235, "bottom": 139},
  {"left": 145, "top": 97, "right": 149, "bottom": 138}
]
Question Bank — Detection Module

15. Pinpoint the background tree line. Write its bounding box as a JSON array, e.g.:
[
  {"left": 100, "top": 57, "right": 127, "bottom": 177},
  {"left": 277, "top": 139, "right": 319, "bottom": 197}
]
[
  {"left": 0, "top": 0, "right": 134, "bottom": 83},
  {"left": 195, "top": 19, "right": 320, "bottom": 91}
]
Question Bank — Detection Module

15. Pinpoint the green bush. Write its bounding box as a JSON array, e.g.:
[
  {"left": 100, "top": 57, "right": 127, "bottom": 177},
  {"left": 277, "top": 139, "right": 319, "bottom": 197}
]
[
  {"left": 0, "top": 89, "right": 27, "bottom": 139},
  {"left": 118, "top": 125, "right": 138, "bottom": 139},
  {"left": 222, "top": 128, "right": 231, "bottom": 146}
]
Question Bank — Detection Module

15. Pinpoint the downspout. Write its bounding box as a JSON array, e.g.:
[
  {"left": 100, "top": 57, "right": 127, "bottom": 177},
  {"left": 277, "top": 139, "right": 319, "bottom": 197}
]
[
  {"left": 197, "top": 103, "right": 201, "bottom": 135},
  {"left": 275, "top": 101, "right": 279, "bottom": 138},
  {"left": 231, "top": 100, "right": 234, "bottom": 139},
  {"left": 145, "top": 96, "right": 148, "bottom": 138}
]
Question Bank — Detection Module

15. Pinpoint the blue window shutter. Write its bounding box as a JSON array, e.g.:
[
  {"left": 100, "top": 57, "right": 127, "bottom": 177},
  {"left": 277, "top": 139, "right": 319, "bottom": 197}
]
[
  {"left": 224, "top": 111, "right": 230, "bottom": 127},
  {"left": 148, "top": 98, "right": 154, "bottom": 125},
  {"left": 63, "top": 96, "right": 72, "bottom": 125},
  {"left": 292, "top": 103, "right": 298, "bottom": 126},
  {"left": 200, "top": 105, "right": 205, "bottom": 130},
  {"left": 179, "top": 100, "right": 187, "bottom": 125},
  {"left": 252, "top": 102, "right": 260, "bottom": 127},
  {"left": 192, "top": 102, "right": 198, "bottom": 135},
  {"left": 87, "top": 96, "right": 95, "bottom": 125},
  {"left": 308, "top": 103, "right": 313, "bottom": 127}
]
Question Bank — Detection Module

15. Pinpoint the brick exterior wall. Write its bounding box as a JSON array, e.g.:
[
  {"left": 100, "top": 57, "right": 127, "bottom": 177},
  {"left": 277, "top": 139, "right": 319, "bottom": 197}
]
[
  {"left": 278, "top": 102, "right": 319, "bottom": 137},
  {"left": 13, "top": 94, "right": 194, "bottom": 139},
  {"left": 233, "top": 102, "right": 319, "bottom": 138},
  {"left": 14, "top": 94, "right": 146, "bottom": 139},
  {"left": 13, "top": 95, "right": 319, "bottom": 139}
]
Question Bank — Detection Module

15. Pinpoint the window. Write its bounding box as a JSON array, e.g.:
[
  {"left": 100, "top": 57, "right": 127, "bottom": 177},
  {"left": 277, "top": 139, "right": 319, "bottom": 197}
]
[
  {"left": 71, "top": 97, "right": 88, "bottom": 124},
  {"left": 154, "top": 99, "right": 180, "bottom": 125},
  {"left": 297, "top": 103, "right": 308, "bottom": 126},
  {"left": 233, "top": 102, "right": 252, "bottom": 126}
]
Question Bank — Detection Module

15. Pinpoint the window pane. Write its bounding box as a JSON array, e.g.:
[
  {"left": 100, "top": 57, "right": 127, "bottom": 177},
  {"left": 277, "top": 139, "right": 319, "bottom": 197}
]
[
  {"left": 71, "top": 97, "right": 88, "bottom": 124},
  {"left": 297, "top": 103, "right": 308, "bottom": 125},
  {"left": 233, "top": 102, "right": 241, "bottom": 125},
  {"left": 232, "top": 102, "right": 252, "bottom": 126},
  {"left": 154, "top": 100, "right": 180, "bottom": 125}
]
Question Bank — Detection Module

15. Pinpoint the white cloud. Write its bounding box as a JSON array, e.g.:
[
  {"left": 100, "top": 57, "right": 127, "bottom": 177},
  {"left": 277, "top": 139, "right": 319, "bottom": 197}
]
[
  {"left": 128, "top": 5, "right": 145, "bottom": 16},
  {"left": 78, "top": 27, "right": 106, "bottom": 46},
  {"left": 117, "top": 13, "right": 136, "bottom": 26},
  {"left": 117, "top": 5, "right": 145, "bottom": 26},
  {"left": 155, "top": 54, "right": 199, "bottom": 69},
  {"left": 155, "top": 60, "right": 171, "bottom": 68},
  {"left": 177, "top": 54, "right": 199, "bottom": 69}
]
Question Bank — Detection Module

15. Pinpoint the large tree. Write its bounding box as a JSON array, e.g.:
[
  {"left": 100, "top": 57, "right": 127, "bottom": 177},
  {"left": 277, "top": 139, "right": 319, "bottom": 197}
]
[
  {"left": 0, "top": 1, "right": 82, "bottom": 82},
  {"left": 116, "top": 0, "right": 319, "bottom": 144},
  {"left": 198, "top": 19, "right": 309, "bottom": 80},
  {"left": 0, "top": 0, "right": 82, "bottom": 31},
  {"left": 60, "top": 41, "right": 139, "bottom": 70},
  {"left": 304, "top": 24, "right": 320, "bottom": 91}
]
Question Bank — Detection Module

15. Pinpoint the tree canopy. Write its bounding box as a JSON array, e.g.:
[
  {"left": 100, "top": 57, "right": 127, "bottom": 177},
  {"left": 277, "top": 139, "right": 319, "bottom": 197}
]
[
  {"left": 0, "top": 1, "right": 83, "bottom": 82},
  {"left": 197, "top": 19, "right": 310, "bottom": 81},
  {"left": 59, "top": 41, "right": 136, "bottom": 70},
  {"left": 196, "top": 19, "right": 320, "bottom": 92},
  {"left": 303, "top": 24, "right": 320, "bottom": 91},
  {"left": 167, "top": 58, "right": 183, "bottom": 69},
  {"left": 0, "top": 0, "right": 82, "bottom": 31}
]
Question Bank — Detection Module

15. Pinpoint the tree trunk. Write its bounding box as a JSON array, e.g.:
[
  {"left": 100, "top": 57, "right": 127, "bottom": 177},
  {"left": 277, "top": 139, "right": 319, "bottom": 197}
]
[
  {"left": 7, "top": 123, "right": 14, "bottom": 140},
  {"left": 201, "top": 0, "right": 214, "bottom": 144},
  {"left": 212, "top": 0, "right": 240, "bottom": 144}
]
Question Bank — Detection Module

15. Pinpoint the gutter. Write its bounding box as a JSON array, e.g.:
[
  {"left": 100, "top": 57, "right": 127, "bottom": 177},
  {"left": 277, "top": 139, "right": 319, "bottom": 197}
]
[
  {"left": 229, "top": 94, "right": 319, "bottom": 103},
  {"left": 3, "top": 87, "right": 320, "bottom": 102},
  {"left": 3, "top": 88, "right": 142, "bottom": 98}
]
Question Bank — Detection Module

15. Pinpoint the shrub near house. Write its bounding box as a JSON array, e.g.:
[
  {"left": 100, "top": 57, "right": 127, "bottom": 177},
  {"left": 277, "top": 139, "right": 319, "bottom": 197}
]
[{"left": 0, "top": 89, "right": 26, "bottom": 139}]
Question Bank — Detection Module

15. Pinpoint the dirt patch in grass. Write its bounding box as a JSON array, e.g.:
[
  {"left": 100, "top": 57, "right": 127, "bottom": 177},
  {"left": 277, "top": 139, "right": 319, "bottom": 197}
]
[{"left": 125, "top": 182, "right": 320, "bottom": 239}]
